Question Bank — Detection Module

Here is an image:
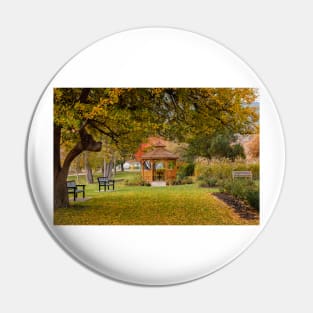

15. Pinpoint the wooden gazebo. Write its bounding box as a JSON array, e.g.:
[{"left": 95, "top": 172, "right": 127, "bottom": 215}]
[{"left": 140, "top": 142, "right": 178, "bottom": 183}]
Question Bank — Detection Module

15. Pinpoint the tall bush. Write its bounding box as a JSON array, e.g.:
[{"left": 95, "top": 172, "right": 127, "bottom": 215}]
[
  {"left": 177, "top": 163, "right": 195, "bottom": 179},
  {"left": 195, "top": 159, "right": 259, "bottom": 182}
]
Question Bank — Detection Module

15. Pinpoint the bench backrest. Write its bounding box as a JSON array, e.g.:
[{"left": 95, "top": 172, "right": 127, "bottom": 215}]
[
  {"left": 232, "top": 171, "right": 253, "bottom": 179},
  {"left": 98, "top": 177, "right": 109, "bottom": 183},
  {"left": 67, "top": 181, "right": 77, "bottom": 188}
]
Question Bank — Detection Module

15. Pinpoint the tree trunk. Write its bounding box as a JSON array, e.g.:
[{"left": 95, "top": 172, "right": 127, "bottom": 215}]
[
  {"left": 54, "top": 124, "right": 70, "bottom": 208},
  {"left": 86, "top": 165, "right": 93, "bottom": 184},
  {"left": 54, "top": 125, "right": 62, "bottom": 182},
  {"left": 121, "top": 162, "right": 124, "bottom": 172},
  {"left": 54, "top": 124, "right": 101, "bottom": 209},
  {"left": 103, "top": 159, "right": 108, "bottom": 177},
  {"left": 103, "top": 158, "right": 114, "bottom": 178},
  {"left": 84, "top": 152, "right": 94, "bottom": 184},
  {"left": 75, "top": 156, "right": 80, "bottom": 184},
  {"left": 54, "top": 168, "right": 70, "bottom": 208},
  {"left": 113, "top": 156, "right": 117, "bottom": 175},
  {"left": 107, "top": 161, "right": 114, "bottom": 178}
]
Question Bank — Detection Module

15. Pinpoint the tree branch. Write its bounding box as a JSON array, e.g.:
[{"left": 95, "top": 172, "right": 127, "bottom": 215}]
[
  {"left": 62, "top": 127, "right": 102, "bottom": 170},
  {"left": 88, "top": 121, "right": 119, "bottom": 143}
]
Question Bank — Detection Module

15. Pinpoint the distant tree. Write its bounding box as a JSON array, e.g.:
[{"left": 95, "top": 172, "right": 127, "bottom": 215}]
[
  {"left": 246, "top": 134, "right": 259, "bottom": 159},
  {"left": 184, "top": 132, "right": 245, "bottom": 161}
]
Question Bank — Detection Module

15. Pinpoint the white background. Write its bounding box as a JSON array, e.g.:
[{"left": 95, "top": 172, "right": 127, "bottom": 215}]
[{"left": 0, "top": 0, "right": 312, "bottom": 312}]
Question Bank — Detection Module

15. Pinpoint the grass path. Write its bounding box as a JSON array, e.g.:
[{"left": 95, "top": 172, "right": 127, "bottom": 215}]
[{"left": 54, "top": 181, "right": 258, "bottom": 225}]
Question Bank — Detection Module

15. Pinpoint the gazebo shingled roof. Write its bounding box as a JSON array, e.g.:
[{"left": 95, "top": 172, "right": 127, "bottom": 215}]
[{"left": 140, "top": 142, "right": 178, "bottom": 160}]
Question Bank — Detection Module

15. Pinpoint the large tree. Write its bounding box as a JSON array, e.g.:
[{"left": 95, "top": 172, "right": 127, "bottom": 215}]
[
  {"left": 54, "top": 88, "right": 258, "bottom": 208},
  {"left": 54, "top": 88, "right": 163, "bottom": 208}
]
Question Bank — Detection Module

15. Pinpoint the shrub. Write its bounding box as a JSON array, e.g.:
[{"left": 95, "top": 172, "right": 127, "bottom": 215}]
[
  {"left": 177, "top": 163, "right": 195, "bottom": 179},
  {"left": 181, "top": 176, "right": 193, "bottom": 184},
  {"left": 124, "top": 174, "right": 150, "bottom": 186},
  {"left": 166, "top": 179, "right": 174, "bottom": 186},
  {"left": 173, "top": 179, "right": 182, "bottom": 185},
  {"left": 207, "top": 178, "right": 218, "bottom": 187},
  {"left": 198, "top": 178, "right": 218, "bottom": 188},
  {"left": 167, "top": 176, "right": 193, "bottom": 185},
  {"left": 246, "top": 189, "right": 259, "bottom": 210},
  {"left": 198, "top": 181, "right": 208, "bottom": 187},
  {"left": 219, "top": 179, "right": 259, "bottom": 210}
]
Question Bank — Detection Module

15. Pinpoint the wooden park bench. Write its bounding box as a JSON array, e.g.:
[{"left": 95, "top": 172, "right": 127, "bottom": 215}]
[
  {"left": 232, "top": 171, "right": 253, "bottom": 180},
  {"left": 66, "top": 181, "right": 85, "bottom": 201},
  {"left": 97, "top": 177, "right": 115, "bottom": 192}
]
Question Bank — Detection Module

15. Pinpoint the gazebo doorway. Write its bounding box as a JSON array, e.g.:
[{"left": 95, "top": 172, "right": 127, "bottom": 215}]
[{"left": 154, "top": 161, "right": 165, "bottom": 181}]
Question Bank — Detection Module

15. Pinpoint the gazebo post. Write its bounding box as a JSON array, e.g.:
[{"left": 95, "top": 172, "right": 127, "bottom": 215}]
[
  {"left": 141, "top": 160, "right": 144, "bottom": 180},
  {"left": 151, "top": 160, "right": 154, "bottom": 181}
]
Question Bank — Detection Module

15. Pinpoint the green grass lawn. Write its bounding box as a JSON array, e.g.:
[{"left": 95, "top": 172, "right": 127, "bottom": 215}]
[
  {"left": 55, "top": 172, "right": 258, "bottom": 225},
  {"left": 67, "top": 170, "right": 138, "bottom": 184}
]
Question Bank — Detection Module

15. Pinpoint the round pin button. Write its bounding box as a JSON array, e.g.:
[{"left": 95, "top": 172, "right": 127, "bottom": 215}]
[{"left": 27, "top": 28, "right": 285, "bottom": 285}]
